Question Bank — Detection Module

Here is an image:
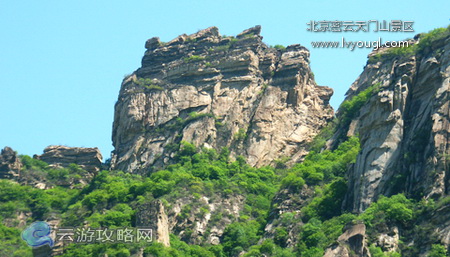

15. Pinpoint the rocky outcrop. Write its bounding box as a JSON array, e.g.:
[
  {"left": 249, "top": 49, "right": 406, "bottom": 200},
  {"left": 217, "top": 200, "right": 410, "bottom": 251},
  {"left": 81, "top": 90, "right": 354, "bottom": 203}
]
[
  {"left": 338, "top": 31, "right": 450, "bottom": 213},
  {"left": 0, "top": 146, "right": 21, "bottom": 178},
  {"left": 134, "top": 193, "right": 246, "bottom": 246},
  {"left": 35, "top": 146, "right": 103, "bottom": 173},
  {"left": 168, "top": 195, "right": 245, "bottom": 245},
  {"left": 111, "top": 25, "right": 333, "bottom": 173},
  {"left": 136, "top": 200, "right": 170, "bottom": 247},
  {"left": 324, "top": 223, "right": 370, "bottom": 257},
  {"left": 376, "top": 225, "right": 400, "bottom": 253}
]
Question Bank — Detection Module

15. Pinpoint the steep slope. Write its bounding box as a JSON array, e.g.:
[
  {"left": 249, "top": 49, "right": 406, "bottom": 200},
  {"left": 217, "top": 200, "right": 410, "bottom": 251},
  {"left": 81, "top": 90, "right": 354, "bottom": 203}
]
[
  {"left": 259, "top": 27, "right": 450, "bottom": 257},
  {"left": 311, "top": 27, "right": 450, "bottom": 256},
  {"left": 111, "top": 25, "right": 333, "bottom": 173},
  {"left": 333, "top": 28, "right": 450, "bottom": 213}
]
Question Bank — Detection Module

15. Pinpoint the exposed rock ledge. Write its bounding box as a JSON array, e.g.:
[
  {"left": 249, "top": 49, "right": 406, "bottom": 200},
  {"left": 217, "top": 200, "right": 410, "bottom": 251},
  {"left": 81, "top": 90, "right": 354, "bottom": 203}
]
[{"left": 35, "top": 145, "right": 103, "bottom": 173}]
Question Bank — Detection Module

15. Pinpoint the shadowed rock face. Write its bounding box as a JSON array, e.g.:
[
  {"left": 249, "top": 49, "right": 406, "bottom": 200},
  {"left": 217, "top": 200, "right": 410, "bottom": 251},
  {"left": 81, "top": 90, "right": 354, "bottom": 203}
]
[
  {"left": 36, "top": 145, "right": 103, "bottom": 173},
  {"left": 0, "top": 146, "right": 21, "bottom": 178},
  {"left": 336, "top": 33, "right": 450, "bottom": 213},
  {"left": 111, "top": 25, "right": 334, "bottom": 173}
]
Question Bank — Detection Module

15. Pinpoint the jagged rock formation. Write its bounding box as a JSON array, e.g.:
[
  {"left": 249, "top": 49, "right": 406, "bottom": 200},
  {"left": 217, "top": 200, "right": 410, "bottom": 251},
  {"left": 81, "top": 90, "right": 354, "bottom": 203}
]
[
  {"left": 0, "top": 147, "right": 21, "bottom": 178},
  {"left": 35, "top": 145, "right": 103, "bottom": 173},
  {"left": 337, "top": 32, "right": 450, "bottom": 213},
  {"left": 111, "top": 25, "right": 333, "bottom": 173}
]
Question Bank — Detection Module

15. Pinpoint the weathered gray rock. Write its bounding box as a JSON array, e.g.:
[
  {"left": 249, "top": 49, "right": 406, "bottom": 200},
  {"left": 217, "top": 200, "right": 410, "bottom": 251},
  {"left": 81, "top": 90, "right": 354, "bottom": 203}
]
[
  {"left": 168, "top": 195, "right": 245, "bottom": 245},
  {"left": 145, "top": 37, "right": 161, "bottom": 50},
  {"left": 433, "top": 204, "right": 450, "bottom": 248},
  {"left": 377, "top": 226, "right": 400, "bottom": 253},
  {"left": 236, "top": 25, "right": 261, "bottom": 39},
  {"left": 36, "top": 145, "right": 103, "bottom": 173},
  {"left": 111, "top": 26, "right": 333, "bottom": 173},
  {"left": 0, "top": 146, "right": 21, "bottom": 178},
  {"left": 136, "top": 200, "right": 170, "bottom": 247},
  {"left": 338, "top": 32, "right": 450, "bottom": 213}
]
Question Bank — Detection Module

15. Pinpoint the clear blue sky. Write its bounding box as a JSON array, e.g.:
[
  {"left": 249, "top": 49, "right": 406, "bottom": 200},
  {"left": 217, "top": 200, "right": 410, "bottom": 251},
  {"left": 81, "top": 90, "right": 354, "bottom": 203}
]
[{"left": 1, "top": 1, "right": 448, "bottom": 159}]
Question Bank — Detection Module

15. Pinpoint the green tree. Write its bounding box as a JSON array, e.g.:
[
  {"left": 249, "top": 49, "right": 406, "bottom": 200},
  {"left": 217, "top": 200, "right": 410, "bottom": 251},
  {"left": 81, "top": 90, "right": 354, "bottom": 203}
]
[{"left": 429, "top": 244, "right": 448, "bottom": 257}]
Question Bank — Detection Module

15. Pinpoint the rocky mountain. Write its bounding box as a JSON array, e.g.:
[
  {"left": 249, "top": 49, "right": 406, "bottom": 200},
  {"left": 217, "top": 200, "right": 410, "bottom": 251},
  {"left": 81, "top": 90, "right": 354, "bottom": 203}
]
[
  {"left": 111, "top": 25, "right": 333, "bottom": 174},
  {"left": 0, "top": 26, "right": 449, "bottom": 257},
  {"left": 326, "top": 27, "right": 450, "bottom": 255},
  {"left": 246, "top": 26, "right": 450, "bottom": 256}
]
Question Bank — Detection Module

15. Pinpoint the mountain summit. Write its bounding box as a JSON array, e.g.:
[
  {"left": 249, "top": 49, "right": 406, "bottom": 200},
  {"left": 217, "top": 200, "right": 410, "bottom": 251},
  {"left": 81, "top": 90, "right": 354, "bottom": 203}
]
[{"left": 111, "top": 26, "right": 334, "bottom": 173}]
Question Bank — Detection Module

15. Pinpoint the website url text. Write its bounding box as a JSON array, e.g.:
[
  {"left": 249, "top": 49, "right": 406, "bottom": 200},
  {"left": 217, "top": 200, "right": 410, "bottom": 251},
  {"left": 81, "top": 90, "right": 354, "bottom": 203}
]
[{"left": 310, "top": 37, "right": 409, "bottom": 51}]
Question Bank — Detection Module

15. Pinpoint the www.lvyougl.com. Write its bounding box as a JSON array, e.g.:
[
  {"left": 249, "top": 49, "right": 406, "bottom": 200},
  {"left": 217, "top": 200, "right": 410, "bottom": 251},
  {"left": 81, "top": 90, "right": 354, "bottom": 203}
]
[{"left": 311, "top": 37, "right": 410, "bottom": 51}]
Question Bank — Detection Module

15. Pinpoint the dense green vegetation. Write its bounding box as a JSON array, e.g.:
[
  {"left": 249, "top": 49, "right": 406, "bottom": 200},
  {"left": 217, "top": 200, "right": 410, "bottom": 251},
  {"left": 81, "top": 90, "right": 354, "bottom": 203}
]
[
  {"left": 0, "top": 137, "right": 334, "bottom": 255},
  {"left": 0, "top": 222, "right": 32, "bottom": 257},
  {"left": 429, "top": 244, "right": 448, "bottom": 257},
  {"left": 284, "top": 137, "right": 360, "bottom": 256},
  {"left": 1, "top": 135, "right": 447, "bottom": 256},
  {"left": 2, "top": 25, "right": 449, "bottom": 257},
  {"left": 1, "top": 142, "right": 283, "bottom": 256},
  {"left": 369, "top": 244, "right": 401, "bottom": 257}
]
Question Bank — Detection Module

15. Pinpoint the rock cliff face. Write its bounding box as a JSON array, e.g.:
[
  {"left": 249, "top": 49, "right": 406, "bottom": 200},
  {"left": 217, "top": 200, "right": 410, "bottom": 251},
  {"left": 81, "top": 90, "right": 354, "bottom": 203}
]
[
  {"left": 334, "top": 32, "right": 450, "bottom": 213},
  {"left": 313, "top": 29, "right": 450, "bottom": 256},
  {"left": 111, "top": 26, "right": 333, "bottom": 173}
]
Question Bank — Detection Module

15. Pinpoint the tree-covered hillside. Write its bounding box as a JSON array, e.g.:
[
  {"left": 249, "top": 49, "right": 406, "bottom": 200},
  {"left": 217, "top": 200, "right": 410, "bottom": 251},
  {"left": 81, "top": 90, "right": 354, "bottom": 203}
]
[{"left": 1, "top": 135, "right": 447, "bottom": 256}]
